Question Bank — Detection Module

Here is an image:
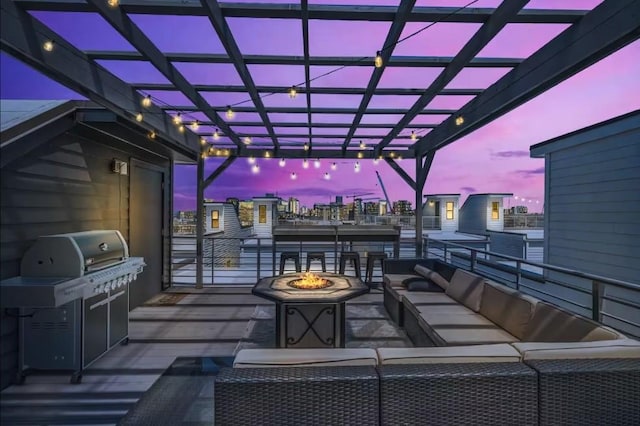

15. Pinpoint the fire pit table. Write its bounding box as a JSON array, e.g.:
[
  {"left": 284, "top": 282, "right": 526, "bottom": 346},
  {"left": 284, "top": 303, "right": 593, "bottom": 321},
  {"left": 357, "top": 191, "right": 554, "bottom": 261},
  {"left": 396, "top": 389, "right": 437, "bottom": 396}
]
[{"left": 252, "top": 272, "right": 369, "bottom": 348}]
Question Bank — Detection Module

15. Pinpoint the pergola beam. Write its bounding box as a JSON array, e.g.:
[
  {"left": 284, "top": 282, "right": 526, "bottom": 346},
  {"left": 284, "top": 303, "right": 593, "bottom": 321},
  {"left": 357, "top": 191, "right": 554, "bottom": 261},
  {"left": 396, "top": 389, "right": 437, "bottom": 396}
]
[
  {"left": 201, "top": 0, "right": 279, "bottom": 150},
  {"left": 87, "top": 51, "right": 523, "bottom": 67},
  {"left": 132, "top": 83, "right": 483, "bottom": 96},
  {"left": 342, "top": 0, "right": 415, "bottom": 150},
  {"left": 203, "top": 149, "right": 415, "bottom": 159},
  {"left": 17, "top": 1, "right": 588, "bottom": 23},
  {"left": 0, "top": 0, "right": 198, "bottom": 158},
  {"left": 376, "top": 0, "right": 528, "bottom": 151},
  {"left": 197, "top": 122, "right": 437, "bottom": 129},
  {"left": 384, "top": 158, "right": 415, "bottom": 191},
  {"left": 84, "top": 0, "right": 244, "bottom": 149},
  {"left": 415, "top": 0, "right": 640, "bottom": 155},
  {"left": 302, "top": 0, "right": 312, "bottom": 148},
  {"left": 161, "top": 106, "right": 456, "bottom": 115},
  {"left": 204, "top": 133, "right": 419, "bottom": 139},
  {"left": 203, "top": 155, "right": 237, "bottom": 189}
]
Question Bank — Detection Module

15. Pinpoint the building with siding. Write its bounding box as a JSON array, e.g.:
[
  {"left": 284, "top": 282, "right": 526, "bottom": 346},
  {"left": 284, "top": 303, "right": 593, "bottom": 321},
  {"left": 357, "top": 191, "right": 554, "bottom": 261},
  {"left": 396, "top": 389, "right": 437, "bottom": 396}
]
[
  {"left": 202, "top": 201, "right": 246, "bottom": 267},
  {"left": 252, "top": 195, "right": 280, "bottom": 237},
  {"left": 458, "top": 193, "right": 512, "bottom": 235},
  {"left": 422, "top": 194, "right": 460, "bottom": 231},
  {"left": 0, "top": 100, "right": 194, "bottom": 390},
  {"left": 530, "top": 111, "right": 640, "bottom": 284}
]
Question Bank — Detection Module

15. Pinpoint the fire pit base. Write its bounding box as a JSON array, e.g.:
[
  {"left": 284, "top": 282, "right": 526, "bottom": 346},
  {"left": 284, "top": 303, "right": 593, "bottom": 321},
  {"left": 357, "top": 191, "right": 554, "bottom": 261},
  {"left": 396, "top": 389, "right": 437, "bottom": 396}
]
[{"left": 276, "top": 302, "right": 345, "bottom": 348}]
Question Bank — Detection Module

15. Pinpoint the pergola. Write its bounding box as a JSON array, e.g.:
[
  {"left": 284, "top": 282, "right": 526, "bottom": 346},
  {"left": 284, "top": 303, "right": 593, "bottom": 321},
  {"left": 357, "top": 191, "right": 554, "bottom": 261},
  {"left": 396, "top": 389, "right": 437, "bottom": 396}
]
[{"left": 2, "top": 0, "right": 638, "bottom": 287}]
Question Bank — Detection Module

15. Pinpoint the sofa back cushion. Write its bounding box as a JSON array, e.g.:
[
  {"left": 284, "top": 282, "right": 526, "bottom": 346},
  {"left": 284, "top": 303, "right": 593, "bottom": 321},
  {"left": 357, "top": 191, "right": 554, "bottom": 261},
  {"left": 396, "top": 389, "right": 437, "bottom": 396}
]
[
  {"left": 233, "top": 348, "right": 379, "bottom": 368},
  {"left": 377, "top": 344, "right": 521, "bottom": 365},
  {"left": 445, "top": 269, "right": 486, "bottom": 312},
  {"left": 479, "top": 282, "right": 537, "bottom": 339},
  {"left": 414, "top": 264, "right": 449, "bottom": 290},
  {"left": 523, "top": 301, "right": 623, "bottom": 342},
  {"left": 512, "top": 340, "right": 640, "bottom": 360}
]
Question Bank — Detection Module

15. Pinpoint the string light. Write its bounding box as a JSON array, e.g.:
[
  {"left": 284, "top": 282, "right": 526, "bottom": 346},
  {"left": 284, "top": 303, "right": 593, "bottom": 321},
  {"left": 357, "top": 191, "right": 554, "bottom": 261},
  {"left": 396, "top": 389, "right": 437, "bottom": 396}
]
[
  {"left": 411, "top": 131, "right": 417, "bottom": 141},
  {"left": 279, "top": 158, "right": 286, "bottom": 167},
  {"left": 357, "top": 152, "right": 363, "bottom": 159},
  {"left": 251, "top": 164, "right": 260, "bottom": 174},
  {"left": 291, "top": 172, "right": 297, "bottom": 180},
  {"left": 374, "top": 51, "right": 383, "bottom": 68},
  {"left": 226, "top": 105, "right": 234, "bottom": 120},
  {"left": 373, "top": 157, "right": 379, "bottom": 165},
  {"left": 141, "top": 95, "right": 152, "bottom": 108},
  {"left": 314, "top": 158, "right": 321, "bottom": 168},
  {"left": 303, "top": 143, "right": 309, "bottom": 151},
  {"left": 247, "top": 156, "right": 256, "bottom": 164},
  {"left": 200, "top": 137, "right": 207, "bottom": 145},
  {"left": 324, "top": 172, "right": 331, "bottom": 180},
  {"left": 148, "top": 130, "right": 156, "bottom": 139},
  {"left": 331, "top": 162, "right": 337, "bottom": 170},
  {"left": 209, "top": 147, "right": 214, "bottom": 154},
  {"left": 213, "top": 129, "right": 220, "bottom": 140},
  {"left": 354, "top": 163, "right": 360, "bottom": 173},
  {"left": 191, "top": 121, "right": 199, "bottom": 131},
  {"left": 43, "top": 40, "right": 55, "bottom": 52},
  {"left": 244, "top": 136, "right": 252, "bottom": 145},
  {"left": 107, "top": 0, "right": 119, "bottom": 7},
  {"left": 264, "top": 151, "right": 271, "bottom": 159},
  {"left": 288, "top": 86, "right": 298, "bottom": 99},
  {"left": 359, "top": 140, "right": 366, "bottom": 149},
  {"left": 201, "top": 152, "right": 207, "bottom": 159},
  {"left": 135, "top": 113, "right": 143, "bottom": 122},
  {"left": 455, "top": 116, "right": 465, "bottom": 126},
  {"left": 178, "top": 125, "right": 185, "bottom": 133},
  {"left": 173, "top": 113, "right": 182, "bottom": 125},
  {"left": 302, "top": 159, "right": 309, "bottom": 169},
  {"left": 397, "top": 155, "right": 403, "bottom": 161}
]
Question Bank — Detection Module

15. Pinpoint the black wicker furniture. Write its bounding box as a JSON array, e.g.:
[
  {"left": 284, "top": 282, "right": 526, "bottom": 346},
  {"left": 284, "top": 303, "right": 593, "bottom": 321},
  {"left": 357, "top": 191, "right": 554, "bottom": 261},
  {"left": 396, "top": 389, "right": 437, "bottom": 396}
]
[{"left": 279, "top": 251, "right": 301, "bottom": 274}]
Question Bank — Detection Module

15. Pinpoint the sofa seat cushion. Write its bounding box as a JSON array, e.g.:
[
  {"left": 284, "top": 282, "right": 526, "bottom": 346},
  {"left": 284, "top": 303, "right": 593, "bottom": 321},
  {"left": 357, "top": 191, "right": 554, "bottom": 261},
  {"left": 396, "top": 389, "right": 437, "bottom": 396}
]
[
  {"left": 479, "top": 282, "right": 537, "bottom": 340},
  {"left": 403, "top": 292, "right": 458, "bottom": 306},
  {"left": 384, "top": 274, "right": 421, "bottom": 288},
  {"left": 377, "top": 344, "right": 521, "bottom": 365},
  {"left": 233, "top": 348, "right": 378, "bottom": 368},
  {"left": 421, "top": 312, "right": 497, "bottom": 328},
  {"left": 414, "top": 265, "right": 449, "bottom": 290},
  {"left": 445, "top": 269, "right": 486, "bottom": 312},
  {"left": 409, "top": 302, "right": 477, "bottom": 317},
  {"left": 512, "top": 339, "right": 640, "bottom": 360},
  {"left": 432, "top": 326, "right": 520, "bottom": 346},
  {"left": 523, "top": 301, "right": 624, "bottom": 342}
]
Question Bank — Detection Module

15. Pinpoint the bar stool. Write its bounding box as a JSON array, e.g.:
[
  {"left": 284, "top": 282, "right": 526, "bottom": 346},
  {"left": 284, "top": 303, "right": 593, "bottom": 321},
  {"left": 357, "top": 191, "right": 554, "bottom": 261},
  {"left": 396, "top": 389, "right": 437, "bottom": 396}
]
[
  {"left": 339, "top": 251, "right": 361, "bottom": 279},
  {"left": 365, "top": 251, "right": 388, "bottom": 283},
  {"left": 306, "top": 252, "right": 326, "bottom": 272},
  {"left": 279, "top": 251, "right": 301, "bottom": 274}
]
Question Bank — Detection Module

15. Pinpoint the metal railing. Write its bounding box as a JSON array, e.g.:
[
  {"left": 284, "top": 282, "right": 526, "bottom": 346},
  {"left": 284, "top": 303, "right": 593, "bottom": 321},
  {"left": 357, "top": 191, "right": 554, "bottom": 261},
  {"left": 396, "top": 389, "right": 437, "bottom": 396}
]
[
  {"left": 171, "top": 235, "right": 420, "bottom": 286},
  {"left": 504, "top": 214, "right": 544, "bottom": 229},
  {"left": 426, "top": 238, "right": 640, "bottom": 338}
]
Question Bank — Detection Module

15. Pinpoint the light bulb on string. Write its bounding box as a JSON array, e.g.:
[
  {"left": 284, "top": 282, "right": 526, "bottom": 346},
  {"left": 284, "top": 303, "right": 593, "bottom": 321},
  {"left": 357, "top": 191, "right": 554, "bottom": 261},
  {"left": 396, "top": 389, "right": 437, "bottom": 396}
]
[
  {"left": 213, "top": 129, "right": 220, "bottom": 140},
  {"left": 359, "top": 140, "right": 366, "bottom": 149},
  {"left": 178, "top": 125, "right": 185, "bottom": 133},
  {"left": 324, "top": 172, "right": 331, "bottom": 180},
  {"left": 354, "top": 161, "right": 360, "bottom": 173},
  {"left": 302, "top": 159, "right": 309, "bottom": 169},
  {"left": 455, "top": 116, "right": 465, "bottom": 126},
  {"left": 191, "top": 121, "right": 199, "bottom": 131},
  {"left": 288, "top": 86, "right": 298, "bottom": 99},
  {"left": 107, "top": 0, "right": 119, "bottom": 7},
  {"left": 303, "top": 143, "right": 309, "bottom": 151},
  {"left": 141, "top": 95, "right": 152, "bottom": 108},
  {"left": 200, "top": 137, "right": 207, "bottom": 145},
  {"left": 251, "top": 164, "right": 260, "bottom": 174},
  {"left": 331, "top": 162, "right": 337, "bottom": 171},
  {"left": 314, "top": 158, "right": 320, "bottom": 168},
  {"left": 357, "top": 152, "right": 363, "bottom": 159},
  {"left": 244, "top": 136, "right": 252, "bottom": 145},
  {"left": 247, "top": 156, "right": 255, "bottom": 164},
  {"left": 279, "top": 158, "right": 286, "bottom": 167},
  {"left": 148, "top": 130, "right": 156, "bottom": 140},
  {"left": 42, "top": 40, "right": 55, "bottom": 52},
  {"left": 226, "top": 105, "right": 234, "bottom": 120},
  {"left": 411, "top": 131, "right": 417, "bottom": 141},
  {"left": 264, "top": 151, "right": 271, "bottom": 159},
  {"left": 373, "top": 158, "right": 379, "bottom": 165},
  {"left": 374, "top": 51, "right": 383, "bottom": 68},
  {"left": 173, "top": 113, "right": 182, "bottom": 125},
  {"left": 291, "top": 172, "right": 297, "bottom": 180},
  {"left": 135, "top": 113, "right": 143, "bottom": 122}
]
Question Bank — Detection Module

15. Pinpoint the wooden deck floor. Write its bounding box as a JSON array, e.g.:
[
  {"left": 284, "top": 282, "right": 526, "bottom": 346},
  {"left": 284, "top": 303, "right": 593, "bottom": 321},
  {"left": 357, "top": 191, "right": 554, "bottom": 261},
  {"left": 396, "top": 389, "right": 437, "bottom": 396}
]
[{"left": 0, "top": 286, "right": 387, "bottom": 425}]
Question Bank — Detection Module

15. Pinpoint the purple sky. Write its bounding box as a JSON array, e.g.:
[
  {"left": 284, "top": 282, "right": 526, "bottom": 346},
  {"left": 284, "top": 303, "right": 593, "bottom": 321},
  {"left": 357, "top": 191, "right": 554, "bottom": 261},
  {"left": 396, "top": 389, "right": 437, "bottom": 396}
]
[{"left": 2, "top": 1, "right": 639, "bottom": 213}]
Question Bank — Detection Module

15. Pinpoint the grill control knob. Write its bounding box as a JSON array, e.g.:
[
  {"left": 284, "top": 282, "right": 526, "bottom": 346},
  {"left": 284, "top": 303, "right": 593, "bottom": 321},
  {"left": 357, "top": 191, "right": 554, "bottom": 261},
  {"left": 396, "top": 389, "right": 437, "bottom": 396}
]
[
  {"left": 111, "top": 280, "right": 117, "bottom": 290},
  {"left": 104, "top": 283, "right": 110, "bottom": 294},
  {"left": 94, "top": 285, "right": 102, "bottom": 294}
]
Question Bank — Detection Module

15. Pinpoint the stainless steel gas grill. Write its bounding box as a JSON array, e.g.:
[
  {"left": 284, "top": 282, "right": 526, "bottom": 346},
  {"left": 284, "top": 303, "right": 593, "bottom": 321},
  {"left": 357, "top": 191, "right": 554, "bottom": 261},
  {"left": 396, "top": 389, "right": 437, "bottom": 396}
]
[{"left": 0, "top": 230, "right": 145, "bottom": 383}]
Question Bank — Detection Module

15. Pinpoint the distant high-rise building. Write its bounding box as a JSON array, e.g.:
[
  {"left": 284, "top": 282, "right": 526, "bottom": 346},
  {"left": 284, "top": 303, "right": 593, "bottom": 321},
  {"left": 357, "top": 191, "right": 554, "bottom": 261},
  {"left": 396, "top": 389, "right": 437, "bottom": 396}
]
[
  {"left": 300, "top": 206, "right": 309, "bottom": 216},
  {"left": 239, "top": 200, "right": 254, "bottom": 227},
  {"left": 364, "top": 201, "right": 379, "bottom": 215},
  {"left": 288, "top": 197, "right": 300, "bottom": 215},
  {"left": 393, "top": 200, "right": 413, "bottom": 215},
  {"left": 335, "top": 196, "right": 343, "bottom": 205},
  {"left": 379, "top": 200, "right": 388, "bottom": 216}
]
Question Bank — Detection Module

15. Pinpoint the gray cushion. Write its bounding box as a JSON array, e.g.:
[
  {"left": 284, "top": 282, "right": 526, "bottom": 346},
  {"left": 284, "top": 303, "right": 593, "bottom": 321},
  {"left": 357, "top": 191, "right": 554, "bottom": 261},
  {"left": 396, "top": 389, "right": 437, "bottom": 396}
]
[
  {"left": 414, "top": 264, "right": 449, "bottom": 290},
  {"left": 421, "top": 312, "right": 497, "bottom": 328},
  {"left": 433, "top": 326, "right": 519, "bottom": 345},
  {"left": 445, "top": 269, "right": 486, "bottom": 312},
  {"left": 479, "top": 282, "right": 537, "bottom": 339},
  {"left": 523, "top": 301, "right": 623, "bottom": 342},
  {"left": 377, "top": 344, "right": 522, "bottom": 365},
  {"left": 403, "top": 292, "right": 458, "bottom": 306},
  {"left": 233, "top": 348, "right": 378, "bottom": 368},
  {"left": 384, "top": 274, "right": 421, "bottom": 288},
  {"left": 512, "top": 339, "right": 640, "bottom": 360}
]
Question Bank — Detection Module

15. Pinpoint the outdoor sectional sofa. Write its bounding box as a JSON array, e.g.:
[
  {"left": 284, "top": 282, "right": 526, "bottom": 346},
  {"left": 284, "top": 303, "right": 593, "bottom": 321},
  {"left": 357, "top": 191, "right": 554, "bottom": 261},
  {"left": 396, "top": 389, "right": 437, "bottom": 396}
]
[{"left": 214, "top": 260, "right": 640, "bottom": 425}]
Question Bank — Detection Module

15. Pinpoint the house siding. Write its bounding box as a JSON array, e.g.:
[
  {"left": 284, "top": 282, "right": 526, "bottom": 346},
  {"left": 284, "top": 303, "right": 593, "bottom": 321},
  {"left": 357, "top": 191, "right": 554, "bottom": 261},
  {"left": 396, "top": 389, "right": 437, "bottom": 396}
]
[
  {"left": 253, "top": 201, "right": 277, "bottom": 237},
  {"left": 0, "top": 129, "right": 171, "bottom": 390},
  {"left": 459, "top": 196, "right": 486, "bottom": 234}
]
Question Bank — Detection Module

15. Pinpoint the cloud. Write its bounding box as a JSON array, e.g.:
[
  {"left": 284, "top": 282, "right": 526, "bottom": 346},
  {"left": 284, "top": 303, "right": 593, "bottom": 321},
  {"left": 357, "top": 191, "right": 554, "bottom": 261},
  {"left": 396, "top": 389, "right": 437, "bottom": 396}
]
[
  {"left": 492, "top": 150, "right": 530, "bottom": 158},
  {"left": 514, "top": 167, "right": 545, "bottom": 177},
  {"left": 460, "top": 186, "right": 477, "bottom": 193}
]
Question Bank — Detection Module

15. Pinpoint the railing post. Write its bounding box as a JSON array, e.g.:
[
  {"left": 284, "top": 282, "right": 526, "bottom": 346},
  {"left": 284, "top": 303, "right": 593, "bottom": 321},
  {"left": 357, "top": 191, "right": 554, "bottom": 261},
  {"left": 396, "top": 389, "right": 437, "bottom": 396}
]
[
  {"left": 516, "top": 260, "right": 522, "bottom": 290},
  {"left": 257, "top": 238, "right": 261, "bottom": 281},
  {"left": 470, "top": 250, "right": 477, "bottom": 272},
  {"left": 211, "top": 238, "right": 214, "bottom": 286},
  {"left": 592, "top": 280, "right": 603, "bottom": 321},
  {"left": 443, "top": 243, "right": 448, "bottom": 262}
]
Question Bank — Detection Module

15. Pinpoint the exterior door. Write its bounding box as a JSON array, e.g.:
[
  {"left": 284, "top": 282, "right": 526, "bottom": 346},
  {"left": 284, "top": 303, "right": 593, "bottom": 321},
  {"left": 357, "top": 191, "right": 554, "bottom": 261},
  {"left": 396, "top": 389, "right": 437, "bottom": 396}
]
[{"left": 129, "top": 159, "right": 165, "bottom": 309}]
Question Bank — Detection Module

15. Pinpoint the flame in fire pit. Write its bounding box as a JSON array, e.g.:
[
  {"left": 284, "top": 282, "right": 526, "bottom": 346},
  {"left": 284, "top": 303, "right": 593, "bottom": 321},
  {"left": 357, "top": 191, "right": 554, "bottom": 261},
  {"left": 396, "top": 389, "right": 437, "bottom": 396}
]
[{"left": 288, "top": 272, "right": 332, "bottom": 289}]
